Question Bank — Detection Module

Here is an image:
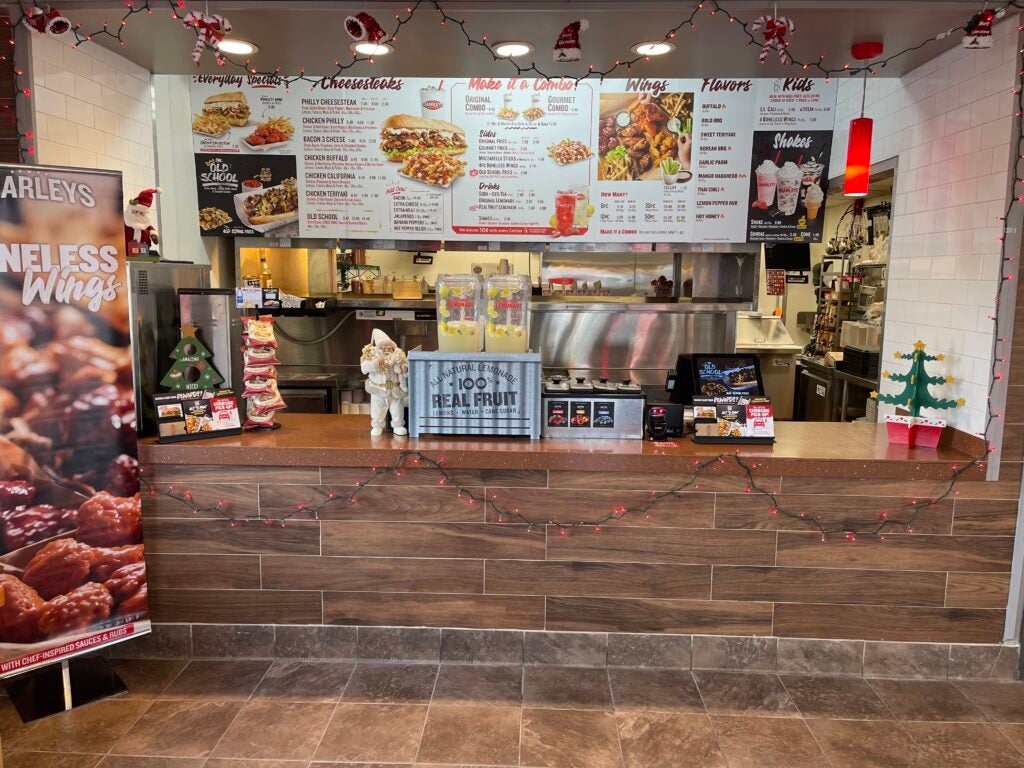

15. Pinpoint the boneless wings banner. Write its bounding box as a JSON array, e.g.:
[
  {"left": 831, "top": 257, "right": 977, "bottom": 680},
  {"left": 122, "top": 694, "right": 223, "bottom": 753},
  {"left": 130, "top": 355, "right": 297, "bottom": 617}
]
[{"left": 0, "top": 164, "right": 147, "bottom": 676}]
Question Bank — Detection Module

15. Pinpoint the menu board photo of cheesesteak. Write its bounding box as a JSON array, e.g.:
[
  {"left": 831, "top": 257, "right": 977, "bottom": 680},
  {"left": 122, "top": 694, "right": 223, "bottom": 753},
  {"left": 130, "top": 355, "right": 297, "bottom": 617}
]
[
  {"left": 0, "top": 164, "right": 149, "bottom": 676},
  {"left": 380, "top": 114, "right": 468, "bottom": 188},
  {"left": 195, "top": 155, "right": 299, "bottom": 236},
  {"left": 190, "top": 76, "right": 296, "bottom": 156}
]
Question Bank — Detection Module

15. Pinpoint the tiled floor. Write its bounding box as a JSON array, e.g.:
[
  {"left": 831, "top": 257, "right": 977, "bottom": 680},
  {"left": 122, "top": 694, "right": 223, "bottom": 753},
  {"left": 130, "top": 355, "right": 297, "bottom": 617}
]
[{"left": 4, "top": 660, "right": 1024, "bottom": 767}]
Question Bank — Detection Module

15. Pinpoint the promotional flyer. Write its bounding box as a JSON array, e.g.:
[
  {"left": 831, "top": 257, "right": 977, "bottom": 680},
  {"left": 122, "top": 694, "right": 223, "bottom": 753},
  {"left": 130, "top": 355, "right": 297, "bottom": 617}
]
[
  {"left": 0, "top": 164, "right": 147, "bottom": 676},
  {"left": 189, "top": 75, "right": 836, "bottom": 243}
]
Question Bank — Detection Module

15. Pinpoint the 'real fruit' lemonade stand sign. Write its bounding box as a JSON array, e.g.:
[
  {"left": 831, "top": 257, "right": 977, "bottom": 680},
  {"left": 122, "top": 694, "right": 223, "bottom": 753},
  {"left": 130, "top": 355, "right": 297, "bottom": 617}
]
[{"left": 0, "top": 164, "right": 148, "bottom": 677}]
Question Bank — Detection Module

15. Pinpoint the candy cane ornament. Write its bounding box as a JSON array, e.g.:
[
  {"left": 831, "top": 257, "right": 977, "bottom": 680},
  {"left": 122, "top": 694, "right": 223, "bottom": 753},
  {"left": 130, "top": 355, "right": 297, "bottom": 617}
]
[
  {"left": 183, "top": 11, "right": 232, "bottom": 65},
  {"left": 750, "top": 15, "right": 795, "bottom": 65}
]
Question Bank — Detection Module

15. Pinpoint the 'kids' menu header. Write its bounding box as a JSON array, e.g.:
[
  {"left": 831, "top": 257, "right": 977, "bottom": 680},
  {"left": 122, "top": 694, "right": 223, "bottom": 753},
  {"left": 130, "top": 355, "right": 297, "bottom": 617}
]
[{"left": 189, "top": 75, "right": 836, "bottom": 244}]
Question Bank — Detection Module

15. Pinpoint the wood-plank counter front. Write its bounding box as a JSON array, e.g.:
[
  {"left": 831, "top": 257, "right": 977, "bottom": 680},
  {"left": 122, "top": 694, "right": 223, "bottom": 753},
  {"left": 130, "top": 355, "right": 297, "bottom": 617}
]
[{"left": 138, "top": 415, "right": 1016, "bottom": 645}]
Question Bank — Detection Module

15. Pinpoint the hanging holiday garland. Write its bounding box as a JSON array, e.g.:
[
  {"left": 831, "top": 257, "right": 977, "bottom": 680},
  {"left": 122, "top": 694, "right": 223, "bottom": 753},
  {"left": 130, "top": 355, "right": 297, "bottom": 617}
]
[
  {"left": 139, "top": 448, "right": 975, "bottom": 541},
  {"left": 8, "top": 0, "right": 1023, "bottom": 539}
]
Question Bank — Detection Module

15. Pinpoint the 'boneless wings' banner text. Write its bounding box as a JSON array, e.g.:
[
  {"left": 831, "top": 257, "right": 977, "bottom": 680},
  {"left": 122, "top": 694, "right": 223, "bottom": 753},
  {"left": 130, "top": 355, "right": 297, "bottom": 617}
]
[{"left": 0, "top": 165, "right": 147, "bottom": 677}]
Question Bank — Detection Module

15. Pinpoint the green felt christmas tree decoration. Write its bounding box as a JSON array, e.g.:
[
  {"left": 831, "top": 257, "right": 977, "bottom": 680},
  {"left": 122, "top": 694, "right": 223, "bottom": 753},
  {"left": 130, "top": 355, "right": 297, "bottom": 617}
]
[
  {"left": 160, "top": 327, "right": 224, "bottom": 392},
  {"left": 871, "top": 340, "right": 965, "bottom": 417}
]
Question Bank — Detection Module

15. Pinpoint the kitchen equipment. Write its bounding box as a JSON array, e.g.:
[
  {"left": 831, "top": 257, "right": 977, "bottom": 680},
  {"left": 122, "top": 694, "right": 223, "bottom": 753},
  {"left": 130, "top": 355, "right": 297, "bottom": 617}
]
[
  {"left": 485, "top": 274, "right": 531, "bottom": 353},
  {"left": 645, "top": 401, "right": 685, "bottom": 439},
  {"left": 392, "top": 277, "right": 423, "bottom": 300},
  {"left": 276, "top": 372, "right": 341, "bottom": 413},
  {"left": 128, "top": 262, "right": 211, "bottom": 437},
  {"left": 795, "top": 360, "right": 833, "bottom": 422},
  {"left": 436, "top": 274, "right": 483, "bottom": 352},
  {"left": 179, "top": 289, "right": 244, "bottom": 393},
  {"left": 647, "top": 406, "right": 669, "bottom": 439},
  {"left": 734, "top": 314, "right": 800, "bottom": 420},
  {"left": 542, "top": 377, "right": 645, "bottom": 439}
]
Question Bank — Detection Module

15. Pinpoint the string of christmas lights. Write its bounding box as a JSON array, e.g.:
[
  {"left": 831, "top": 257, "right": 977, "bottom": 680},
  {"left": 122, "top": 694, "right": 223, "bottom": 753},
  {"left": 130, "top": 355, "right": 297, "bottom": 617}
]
[
  {"left": 9, "top": 0, "right": 1022, "bottom": 538},
  {"left": 140, "top": 447, "right": 975, "bottom": 542},
  {"left": 8, "top": 0, "right": 1024, "bottom": 159}
]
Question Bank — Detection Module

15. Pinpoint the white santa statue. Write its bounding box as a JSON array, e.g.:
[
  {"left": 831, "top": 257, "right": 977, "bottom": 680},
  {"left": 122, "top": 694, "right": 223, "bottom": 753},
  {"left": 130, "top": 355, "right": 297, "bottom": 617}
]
[
  {"left": 360, "top": 328, "right": 409, "bottom": 437},
  {"left": 124, "top": 187, "right": 160, "bottom": 258}
]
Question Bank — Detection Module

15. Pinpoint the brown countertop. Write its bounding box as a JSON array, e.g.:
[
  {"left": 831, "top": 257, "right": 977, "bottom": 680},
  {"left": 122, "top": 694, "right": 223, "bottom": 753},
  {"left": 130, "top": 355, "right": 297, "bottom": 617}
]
[{"left": 139, "top": 414, "right": 983, "bottom": 480}]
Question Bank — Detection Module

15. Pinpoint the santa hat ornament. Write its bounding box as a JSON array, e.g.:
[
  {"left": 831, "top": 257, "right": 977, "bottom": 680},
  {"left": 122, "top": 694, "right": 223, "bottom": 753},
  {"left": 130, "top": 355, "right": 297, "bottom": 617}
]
[
  {"left": 963, "top": 8, "right": 998, "bottom": 49},
  {"left": 129, "top": 188, "right": 161, "bottom": 209},
  {"left": 554, "top": 19, "right": 589, "bottom": 63},
  {"left": 345, "top": 12, "right": 385, "bottom": 43},
  {"left": 23, "top": 6, "right": 71, "bottom": 37}
]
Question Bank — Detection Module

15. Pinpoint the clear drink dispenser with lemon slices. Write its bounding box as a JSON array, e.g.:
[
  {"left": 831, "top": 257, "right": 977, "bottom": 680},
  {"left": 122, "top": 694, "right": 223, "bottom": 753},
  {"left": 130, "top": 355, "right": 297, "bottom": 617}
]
[
  {"left": 436, "top": 274, "right": 483, "bottom": 352},
  {"left": 484, "top": 274, "right": 531, "bottom": 353}
]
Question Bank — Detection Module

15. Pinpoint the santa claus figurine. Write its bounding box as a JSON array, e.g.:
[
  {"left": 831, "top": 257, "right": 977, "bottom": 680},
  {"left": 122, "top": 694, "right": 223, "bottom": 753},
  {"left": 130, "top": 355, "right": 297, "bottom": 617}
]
[
  {"left": 124, "top": 188, "right": 160, "bottom": 258},
  {"left": 360, "top": 328, "right": 409, "bottom": 437}
]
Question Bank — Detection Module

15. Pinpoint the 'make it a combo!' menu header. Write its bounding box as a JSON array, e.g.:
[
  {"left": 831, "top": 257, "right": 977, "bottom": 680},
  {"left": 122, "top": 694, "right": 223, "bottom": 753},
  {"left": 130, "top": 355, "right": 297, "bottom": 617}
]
[{"left": 188, "top": 74, "right": 837, "bottom": 244}]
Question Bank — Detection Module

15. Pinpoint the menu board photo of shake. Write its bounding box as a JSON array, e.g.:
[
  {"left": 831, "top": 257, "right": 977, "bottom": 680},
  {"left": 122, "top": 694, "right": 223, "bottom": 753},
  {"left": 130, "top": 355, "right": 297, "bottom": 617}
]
[{"left": 747, "top": 129, "right": 830, "bottom": 242}]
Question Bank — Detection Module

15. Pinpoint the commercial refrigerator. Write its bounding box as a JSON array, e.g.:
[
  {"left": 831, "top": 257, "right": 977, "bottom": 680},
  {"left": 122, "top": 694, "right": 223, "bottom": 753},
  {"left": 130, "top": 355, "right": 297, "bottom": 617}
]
[
  {"left": 735, "top": 313, "right": 801, "bottom": 420},
  {"left": 179, "top": 289, "right": 245, "bottom": 395},
  {"left": 127, "top": 262, "right": 211, "bottom": 436}
]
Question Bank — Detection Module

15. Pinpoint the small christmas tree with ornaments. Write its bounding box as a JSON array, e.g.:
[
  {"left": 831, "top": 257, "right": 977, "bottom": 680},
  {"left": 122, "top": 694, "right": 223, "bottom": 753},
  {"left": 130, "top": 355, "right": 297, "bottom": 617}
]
[
  {"left": 160, "top": 327, "right": 224, "bottom": 392},
  {"left": 872, "top": 340, "right": 964, "bottom": 447}
]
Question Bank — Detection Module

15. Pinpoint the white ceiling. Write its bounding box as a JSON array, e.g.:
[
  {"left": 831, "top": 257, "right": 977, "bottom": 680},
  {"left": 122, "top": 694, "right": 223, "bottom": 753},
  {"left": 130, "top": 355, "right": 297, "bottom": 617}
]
[{"left": 56, "top": 1, "right": 993, "bottom": 79}]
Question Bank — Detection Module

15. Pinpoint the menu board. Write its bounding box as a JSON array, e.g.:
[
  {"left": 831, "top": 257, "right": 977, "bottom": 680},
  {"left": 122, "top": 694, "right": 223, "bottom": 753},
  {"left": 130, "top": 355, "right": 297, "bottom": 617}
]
[{"left": 190, "top": 75, "right": 836, "bottom": 243}]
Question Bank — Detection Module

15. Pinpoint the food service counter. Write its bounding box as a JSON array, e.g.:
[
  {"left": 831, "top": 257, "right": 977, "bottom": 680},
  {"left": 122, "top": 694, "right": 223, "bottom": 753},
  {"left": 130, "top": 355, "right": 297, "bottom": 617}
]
[
  {"left": 136, "top": 415, "right": 1018, "bottom": 650},
  {"left": 142, "top": 414, "right": 974, "bottom": 479}
]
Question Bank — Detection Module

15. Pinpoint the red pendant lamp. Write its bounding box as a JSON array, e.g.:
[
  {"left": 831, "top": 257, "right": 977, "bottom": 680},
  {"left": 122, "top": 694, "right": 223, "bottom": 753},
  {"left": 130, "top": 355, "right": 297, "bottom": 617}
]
[{"left": 844, "top": 41, "right": 883, "bottom": 197}]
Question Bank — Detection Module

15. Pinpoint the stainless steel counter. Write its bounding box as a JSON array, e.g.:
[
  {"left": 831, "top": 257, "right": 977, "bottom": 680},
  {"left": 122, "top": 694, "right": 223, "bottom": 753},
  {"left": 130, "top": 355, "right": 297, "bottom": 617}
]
[{"left": 329, "top": 296, "right": 749, "bottom": 313}]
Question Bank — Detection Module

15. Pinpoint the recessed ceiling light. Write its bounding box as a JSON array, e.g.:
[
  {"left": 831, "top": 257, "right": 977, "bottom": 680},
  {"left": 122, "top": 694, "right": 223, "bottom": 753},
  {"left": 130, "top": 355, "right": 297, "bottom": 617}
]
[
  {"left": 215, "top": 38, "right": 259, "bottom": 56},
  {"left": 631, "top": 41, "right": 676, "bottom": 56},
  {"left": 494, "top": 41, "right": 534, "bottom": 58},
  {"left": 351, "top": 41, "right": 393, "bottom": 56}
]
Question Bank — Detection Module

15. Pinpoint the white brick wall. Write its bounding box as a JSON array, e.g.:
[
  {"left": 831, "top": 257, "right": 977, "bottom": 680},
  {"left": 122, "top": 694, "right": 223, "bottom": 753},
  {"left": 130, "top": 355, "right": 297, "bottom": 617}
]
[
  {"left": 29, "top": 34, "right": 155, "bottom": 193},
  {"left": 831, "top": 18, "right": 1019, "bottom": 436}
]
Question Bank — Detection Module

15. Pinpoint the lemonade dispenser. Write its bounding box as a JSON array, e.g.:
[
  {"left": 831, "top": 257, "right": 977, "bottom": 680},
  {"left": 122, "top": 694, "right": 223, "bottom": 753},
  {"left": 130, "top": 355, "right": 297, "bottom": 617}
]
[
  {"left": 436, "top": 274, "right": 483, "bottom": 352},
  {"left": 484, "top": 274, "right": 531, "bottom": 353}
]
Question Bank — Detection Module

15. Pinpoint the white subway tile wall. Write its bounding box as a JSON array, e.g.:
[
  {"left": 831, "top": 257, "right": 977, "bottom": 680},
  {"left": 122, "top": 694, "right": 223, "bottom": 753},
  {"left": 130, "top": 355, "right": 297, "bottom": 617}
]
[
  {"left": 830, "top": 17, "right": 1019, "bottom": 435},
  {"left": 29, "top": 33, "right": 155, "bottom": 192}
]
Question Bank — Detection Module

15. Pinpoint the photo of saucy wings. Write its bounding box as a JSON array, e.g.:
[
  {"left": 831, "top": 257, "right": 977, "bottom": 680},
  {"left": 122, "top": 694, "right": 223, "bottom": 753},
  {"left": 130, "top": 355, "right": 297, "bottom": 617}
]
[
  {"left": 242, "top": 116, "right": 295, "bottom": 150},
  {"left": 0, "top": 285, "right": 144, "bottom": 645},
  {"left": 598, "top": 91, "right": 694, "bottom": 181}
]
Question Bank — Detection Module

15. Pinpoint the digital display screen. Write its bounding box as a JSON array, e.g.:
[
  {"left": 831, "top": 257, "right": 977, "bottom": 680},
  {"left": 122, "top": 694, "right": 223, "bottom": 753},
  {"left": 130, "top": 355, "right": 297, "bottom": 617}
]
[{"left": 692, "top": 355, "right": 764, "bottom": 397}]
